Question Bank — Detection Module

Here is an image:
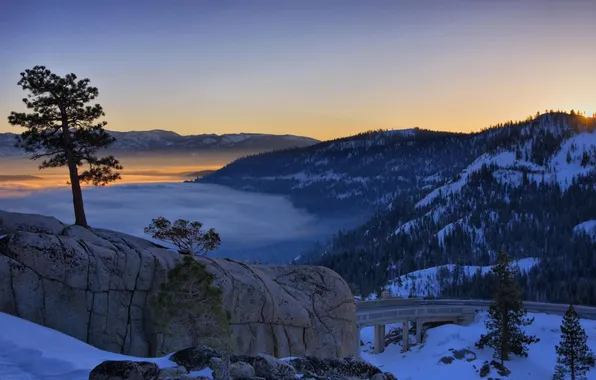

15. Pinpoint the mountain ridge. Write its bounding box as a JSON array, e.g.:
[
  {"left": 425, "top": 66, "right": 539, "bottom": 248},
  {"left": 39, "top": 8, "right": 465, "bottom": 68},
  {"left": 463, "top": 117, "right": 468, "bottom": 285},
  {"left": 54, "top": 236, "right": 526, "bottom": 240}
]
[
  {"left": 197, "top": 127, "right": 482, "bottom": 216},
  {"left": 305, "top": 112, "right": 596, "bottom": 305},
  {"left": 0, "top": 129, "right": 320, "bottom": 157}
]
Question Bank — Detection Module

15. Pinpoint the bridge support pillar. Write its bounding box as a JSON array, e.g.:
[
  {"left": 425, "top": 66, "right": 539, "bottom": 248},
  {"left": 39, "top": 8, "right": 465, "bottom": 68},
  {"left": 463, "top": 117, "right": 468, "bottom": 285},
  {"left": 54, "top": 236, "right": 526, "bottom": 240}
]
[
  {"left": 373, "top": 324, "right": 385, "bottom": 354},
  {"left": 354, "top": 325, "right": 362, "bottom": 358},
  {"left": 415, "top": 318, "right": 423, "bottom": 344},
  {"left": 402, "top": 321, "right": 409, "bottom": 352}
]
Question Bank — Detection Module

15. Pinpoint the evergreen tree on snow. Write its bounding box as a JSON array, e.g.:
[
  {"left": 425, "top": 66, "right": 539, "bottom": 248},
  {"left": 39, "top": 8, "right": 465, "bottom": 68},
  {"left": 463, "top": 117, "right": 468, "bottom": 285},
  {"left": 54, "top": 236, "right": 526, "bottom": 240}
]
[
  {"left": 553, "top": 305, "right": 595, "bottom": 380},
  {"left": 476, "top": 251, "right": 539, "bottom": 364}
]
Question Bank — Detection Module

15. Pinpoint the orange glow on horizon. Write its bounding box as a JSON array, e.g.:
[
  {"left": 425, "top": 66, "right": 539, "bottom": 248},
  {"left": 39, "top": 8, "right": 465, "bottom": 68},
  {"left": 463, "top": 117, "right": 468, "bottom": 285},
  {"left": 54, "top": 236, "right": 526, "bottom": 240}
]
[{"left": 0, "top": 157, "right": 221, "bottom": 198}]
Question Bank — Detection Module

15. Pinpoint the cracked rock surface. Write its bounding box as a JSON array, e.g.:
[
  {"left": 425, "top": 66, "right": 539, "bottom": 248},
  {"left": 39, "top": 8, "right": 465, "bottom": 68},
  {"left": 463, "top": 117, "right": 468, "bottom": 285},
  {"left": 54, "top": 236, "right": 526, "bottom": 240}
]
[{"left": 0, "top": 210, "right": 357, "bottom": 359}]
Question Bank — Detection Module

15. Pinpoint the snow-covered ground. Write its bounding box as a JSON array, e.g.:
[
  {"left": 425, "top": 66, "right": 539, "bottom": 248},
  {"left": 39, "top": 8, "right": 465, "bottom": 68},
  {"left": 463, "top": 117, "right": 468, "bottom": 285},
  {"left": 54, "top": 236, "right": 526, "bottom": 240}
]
[
  {"left": 361, "top": 311, "right": 596, "bottom": 380},
  {"left": 0, "top": 310, "right": 595, "bottom": 379},
  {"left": 0, "top": 313, "right": 211, "bottom": 380},
  {"left": 380, "top": 258, "right": 540, "bottom": 299},
  {"left": 3, "top": 309, "right": 596, "bottom": 380}
]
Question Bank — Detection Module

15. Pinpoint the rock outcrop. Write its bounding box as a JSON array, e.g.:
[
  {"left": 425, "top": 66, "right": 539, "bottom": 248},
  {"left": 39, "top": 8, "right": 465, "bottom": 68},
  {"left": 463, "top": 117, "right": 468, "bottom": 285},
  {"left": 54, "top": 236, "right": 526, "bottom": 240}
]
[
  {"left": 92, "top": 345, "right": 397, "bottom": 380},
  {"left": 0, "top": 210, "right": 356, "bottom": 358}
]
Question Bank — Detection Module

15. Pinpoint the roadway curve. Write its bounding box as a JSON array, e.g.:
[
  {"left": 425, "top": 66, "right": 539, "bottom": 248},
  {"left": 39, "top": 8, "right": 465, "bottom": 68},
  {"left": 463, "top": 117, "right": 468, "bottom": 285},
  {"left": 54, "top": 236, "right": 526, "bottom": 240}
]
[{"left": 356, "top": 298, "right": 596, "bottom": 320}]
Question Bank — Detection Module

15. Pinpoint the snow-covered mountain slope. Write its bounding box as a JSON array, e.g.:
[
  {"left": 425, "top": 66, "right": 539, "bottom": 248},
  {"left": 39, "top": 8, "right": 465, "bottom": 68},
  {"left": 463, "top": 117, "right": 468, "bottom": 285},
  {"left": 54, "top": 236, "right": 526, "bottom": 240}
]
[
  {"left": 305, "top": 113, "right": 596, "bottom": 304},
  {"left": 0, "top": 130, "right": 319, "bottom": 157},
  {"left": 377, "top": 258, "right": 540, "bottom": 299},
  {"left": 199, "top": 112, "right": 596, "bottom": 219}
]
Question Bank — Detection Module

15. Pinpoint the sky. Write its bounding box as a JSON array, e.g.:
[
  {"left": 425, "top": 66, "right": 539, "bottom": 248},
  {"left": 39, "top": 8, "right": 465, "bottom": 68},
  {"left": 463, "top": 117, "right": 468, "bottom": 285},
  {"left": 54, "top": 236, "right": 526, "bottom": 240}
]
[{"left": 1, "top": 0, "right": 595, "bottom": 140}]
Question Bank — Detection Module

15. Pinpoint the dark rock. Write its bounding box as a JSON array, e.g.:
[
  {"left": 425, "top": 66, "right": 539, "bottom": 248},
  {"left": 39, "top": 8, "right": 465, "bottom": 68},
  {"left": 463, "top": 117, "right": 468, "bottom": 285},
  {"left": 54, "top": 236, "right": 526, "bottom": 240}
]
[
  {"left": 236, "top": 354, "right": 296, "bottom": 380},
  {"left": 385, "top": 327, "right": 404, "bottom": 347},
  {"left": 489, "top": 360, "right": 510, "bottom": 377},
  {"left": 479, "top": 361, "right": 491, "bottom": 378},
  {"left": 451, "top": 348, "right": 476, "bottom": 362},
  {"left": 439, "top": 356, "right": 455, "bottom": 364},
  {"left": 88, "top": 360, "right": 160, "bottom": 380},
  {"left": 157, "top": 365, "right": 188, "bottom": 379},
  {"left": 289, "top": 356, "right": 382, "bottom": 379},
  {"left": 229, "top": 361, "right": 256, "bottom": 378},
  {"left": 372, "top": 373, "right": 398, "bottom": 380},
  {"left": 169, "top": 345, "right": 222, "bottom": 371}
]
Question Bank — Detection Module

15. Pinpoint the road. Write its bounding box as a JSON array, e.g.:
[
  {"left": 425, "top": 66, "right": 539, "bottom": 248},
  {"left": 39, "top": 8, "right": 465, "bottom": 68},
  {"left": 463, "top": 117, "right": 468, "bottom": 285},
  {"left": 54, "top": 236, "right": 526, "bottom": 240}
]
[{"left": 356, "top": 298, "right": 596, "bottom": 320}]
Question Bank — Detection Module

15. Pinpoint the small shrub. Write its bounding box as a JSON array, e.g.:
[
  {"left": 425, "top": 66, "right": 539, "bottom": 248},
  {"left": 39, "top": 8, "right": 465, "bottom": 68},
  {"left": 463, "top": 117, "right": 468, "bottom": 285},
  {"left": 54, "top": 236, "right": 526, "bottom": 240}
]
[{"left": 144, "top": 216, "right": 221, "bottom": 256}]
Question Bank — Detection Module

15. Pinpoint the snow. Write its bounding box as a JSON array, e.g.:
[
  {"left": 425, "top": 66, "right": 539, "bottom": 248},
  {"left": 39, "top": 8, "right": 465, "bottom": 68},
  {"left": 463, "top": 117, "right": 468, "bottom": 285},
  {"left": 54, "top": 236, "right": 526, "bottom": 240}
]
[
  {"left": 221, "top": 134, "right": 252, "bottom": 144},
  {"left": 422, "top": 172, "right": 442, "bottom": 184},
  {"left": 1, "top": 305, "right": 595, "bottom": 380},
  {"left": 550, "top": 132, "right": 596, "bottom": 189},
  {"left": 256, "top": 170, "right": 369, "bottom": 192},
  {"left": 360, "top": 311, "right": 596, "bottom": 380},
  {"left": 574, "top": 220, "right": 596, "bottom": 238},
  {"left": 436, "top": 222, "right": 456, "bottom": 245},
  {"left": 415, "top": 152, "right": 517, "bottom": 208},
  {"left": 385, "top": 258, "right": 540, "bottom": 298},
  {"left": 0, "top": 312, "right": 177, "bottom": 379},
  {"left": 394, "top": 219, "right": 419, "bottom": 234},
  {"left": 416, "top": 130, "right": 596, "bottom": 209}
]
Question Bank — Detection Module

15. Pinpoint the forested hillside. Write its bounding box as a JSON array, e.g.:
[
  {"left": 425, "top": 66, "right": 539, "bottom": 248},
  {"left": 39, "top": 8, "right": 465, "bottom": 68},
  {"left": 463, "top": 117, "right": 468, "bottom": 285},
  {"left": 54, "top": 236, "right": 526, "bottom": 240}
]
[
  {"left": 305, "top": 112, "right": 596, "bottom": 305},
  {"left": 199, "top": 128, "right": 484, "bottom": 216}
]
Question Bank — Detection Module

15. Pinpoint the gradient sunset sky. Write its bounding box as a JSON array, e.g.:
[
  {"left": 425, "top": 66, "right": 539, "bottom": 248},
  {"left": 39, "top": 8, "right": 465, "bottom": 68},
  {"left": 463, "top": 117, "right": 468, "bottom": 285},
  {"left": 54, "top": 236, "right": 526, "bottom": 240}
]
[{"left": 1, "top": 0, "right": 595, "bottom": 140}]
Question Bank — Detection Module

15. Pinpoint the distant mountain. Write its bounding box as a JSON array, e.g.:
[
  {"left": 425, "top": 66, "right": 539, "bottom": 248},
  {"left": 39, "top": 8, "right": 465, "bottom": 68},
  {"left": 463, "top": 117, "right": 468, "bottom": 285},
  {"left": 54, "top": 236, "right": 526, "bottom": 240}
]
[
  {"left": 197, "top": 127, "right": 486, "bottom": 216},
  {"left": 200, "top": 112, "right": 596, "bottom": 306},
  {"left": 0, "top": 130, "right": 319, "bottom": 157}
]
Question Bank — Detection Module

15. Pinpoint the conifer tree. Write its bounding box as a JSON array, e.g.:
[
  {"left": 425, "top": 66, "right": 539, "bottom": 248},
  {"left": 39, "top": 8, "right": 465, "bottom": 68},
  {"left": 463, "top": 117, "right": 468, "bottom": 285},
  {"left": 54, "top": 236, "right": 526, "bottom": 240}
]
[
  {"left": 476, "top": 251, "right": 539, "bottom": 364},
  {"left": 553, "top": 305, "right": 595, "bottom": 380},
  {"left": 150, "top": 255, "right": 232, "bottom": 350},
  {"left": 8, "top": 66, "right": 122, "bottom": 227}
]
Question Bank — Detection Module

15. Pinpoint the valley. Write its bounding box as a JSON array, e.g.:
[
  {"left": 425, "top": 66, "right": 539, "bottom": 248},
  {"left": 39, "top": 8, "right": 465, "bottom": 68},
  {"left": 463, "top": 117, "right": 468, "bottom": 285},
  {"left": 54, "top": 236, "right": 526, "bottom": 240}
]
[
  {"left": 4, "top": 112, "right": 596, "bottom": 300},
  {"left": 2, "top": 2, "right": 595, "bottom": 379}
]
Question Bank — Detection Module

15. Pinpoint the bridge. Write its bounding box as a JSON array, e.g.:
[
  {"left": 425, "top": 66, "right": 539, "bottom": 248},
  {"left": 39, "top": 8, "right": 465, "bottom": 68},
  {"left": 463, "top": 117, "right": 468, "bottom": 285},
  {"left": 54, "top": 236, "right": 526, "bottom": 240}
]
[{"left": 354, "top": 296, "right": 596, "bottom": 356}]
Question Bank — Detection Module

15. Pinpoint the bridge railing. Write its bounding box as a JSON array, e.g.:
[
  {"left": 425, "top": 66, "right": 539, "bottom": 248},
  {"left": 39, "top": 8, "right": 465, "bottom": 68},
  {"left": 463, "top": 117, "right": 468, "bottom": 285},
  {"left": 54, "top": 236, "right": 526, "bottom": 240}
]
[{"left": 355, "top": 298, "right": 596, "bottom": 320}]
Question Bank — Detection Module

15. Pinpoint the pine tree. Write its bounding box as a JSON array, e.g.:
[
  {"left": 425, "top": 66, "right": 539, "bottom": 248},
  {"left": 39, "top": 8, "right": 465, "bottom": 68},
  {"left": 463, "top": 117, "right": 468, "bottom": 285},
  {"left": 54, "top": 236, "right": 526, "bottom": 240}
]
[
  {"left": 553, "top": 305, "right": 595, "bottom": 380},
  {"left": 8, "top": 66, "right": 122, "bottom": 227},
  {"left": 150, "top": 255, "right": 232, "bottom": 350},
  {"left": 476, "top": 251, "right": 539, "bottom": 364},
  {"left": 581, "top": 151, "right": 590, "bottom": 167}
]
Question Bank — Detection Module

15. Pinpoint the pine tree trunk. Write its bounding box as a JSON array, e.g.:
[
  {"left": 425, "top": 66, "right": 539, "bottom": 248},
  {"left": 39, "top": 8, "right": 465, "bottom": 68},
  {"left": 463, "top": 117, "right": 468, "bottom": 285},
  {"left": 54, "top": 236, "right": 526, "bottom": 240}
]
[{"left": 61, "top": 118, "right": 88, "bottom": 227}]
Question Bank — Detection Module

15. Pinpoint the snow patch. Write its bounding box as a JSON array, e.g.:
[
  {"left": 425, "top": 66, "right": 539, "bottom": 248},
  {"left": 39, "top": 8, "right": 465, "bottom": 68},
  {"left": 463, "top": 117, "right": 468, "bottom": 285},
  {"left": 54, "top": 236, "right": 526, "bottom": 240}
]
[
  {"left": 385, "top": 258, "right": 540, "bottom": 298},
  {"left": 574, "top": 220, "right": 596, "bottom": 239}
]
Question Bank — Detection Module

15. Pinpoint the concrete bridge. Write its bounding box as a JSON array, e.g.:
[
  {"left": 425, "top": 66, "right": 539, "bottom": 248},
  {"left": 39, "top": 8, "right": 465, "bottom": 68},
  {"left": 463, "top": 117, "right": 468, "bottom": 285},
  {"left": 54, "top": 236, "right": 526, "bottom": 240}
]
[{"left": 354, "top": 296, "right": 596, "bottom": 356}]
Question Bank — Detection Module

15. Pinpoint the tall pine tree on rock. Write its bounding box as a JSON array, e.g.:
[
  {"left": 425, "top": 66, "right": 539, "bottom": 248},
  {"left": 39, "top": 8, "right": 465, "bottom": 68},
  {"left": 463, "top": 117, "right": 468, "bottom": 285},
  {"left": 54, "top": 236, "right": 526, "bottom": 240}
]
[
  {"left": 553, "top": 305, "right": 595, "bottom": 380},
  {"left": 476, "top": 251, "right": 539, "bottom": 364},
  {"left": 8, "top": 66, "right": 122, "bottom": 227}
]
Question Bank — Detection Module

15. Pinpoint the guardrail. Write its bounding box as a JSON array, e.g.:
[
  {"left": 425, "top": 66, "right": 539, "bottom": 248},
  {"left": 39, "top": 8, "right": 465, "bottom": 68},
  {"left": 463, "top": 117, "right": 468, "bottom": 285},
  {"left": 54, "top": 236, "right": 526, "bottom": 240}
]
[{"left": 355, "top": 298, "right": 596, "bottom": 320}]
